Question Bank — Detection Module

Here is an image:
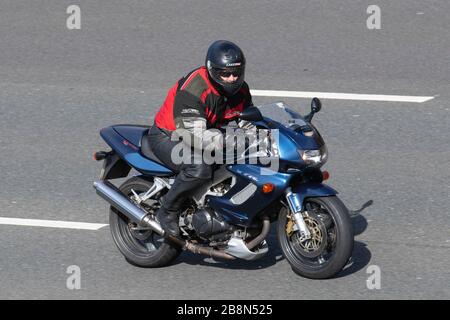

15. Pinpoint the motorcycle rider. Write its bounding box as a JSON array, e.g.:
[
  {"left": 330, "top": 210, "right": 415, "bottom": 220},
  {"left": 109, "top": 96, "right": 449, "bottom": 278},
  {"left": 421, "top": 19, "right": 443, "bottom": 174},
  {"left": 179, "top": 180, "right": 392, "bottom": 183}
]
[{"left": 148, "top": 40, "right": 253, "bottom": 236}]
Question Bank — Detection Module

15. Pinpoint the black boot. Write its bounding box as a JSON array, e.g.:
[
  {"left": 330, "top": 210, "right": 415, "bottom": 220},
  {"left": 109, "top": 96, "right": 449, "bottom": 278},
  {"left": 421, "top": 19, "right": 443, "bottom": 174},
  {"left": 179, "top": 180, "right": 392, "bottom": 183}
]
[
  {"left": 155, "top": 206, "right": 180, "bottom": 236},
  {"left": 152, "top": 160, "right": 212, "bottom": 237},
  {"left": 154, "top": 175, "right": 196, "bottom": 237},
  {"left": 155, "top": 184, "right": 187, "bottom": 237}
]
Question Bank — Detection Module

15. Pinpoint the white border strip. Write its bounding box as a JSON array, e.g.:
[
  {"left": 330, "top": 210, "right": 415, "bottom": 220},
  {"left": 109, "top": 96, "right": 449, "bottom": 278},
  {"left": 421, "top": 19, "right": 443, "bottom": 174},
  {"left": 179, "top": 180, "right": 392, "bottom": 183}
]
[
  {"left": 0, "top": 217, "right": 108, "bottom": 230},
  {"left": 251, "top": 90, "right": 434, "bottom": 103}
]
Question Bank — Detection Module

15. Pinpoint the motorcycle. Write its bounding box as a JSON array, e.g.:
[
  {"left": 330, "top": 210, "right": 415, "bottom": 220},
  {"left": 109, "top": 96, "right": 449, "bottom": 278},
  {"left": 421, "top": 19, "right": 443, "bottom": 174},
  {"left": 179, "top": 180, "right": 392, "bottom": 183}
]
[{"left": 93, "top": 98, "right": 354, "bottom": 279}]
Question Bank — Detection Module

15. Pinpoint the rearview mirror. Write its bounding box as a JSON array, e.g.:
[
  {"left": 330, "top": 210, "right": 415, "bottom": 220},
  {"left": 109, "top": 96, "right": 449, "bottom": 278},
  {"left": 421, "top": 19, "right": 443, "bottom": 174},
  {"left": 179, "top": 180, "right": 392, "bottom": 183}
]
[
  {"left": 304, "top": 97, "right": 322, "bottom": 122},
  {"left": 311, "top": 97, "right": 322, "bottom": 113}
]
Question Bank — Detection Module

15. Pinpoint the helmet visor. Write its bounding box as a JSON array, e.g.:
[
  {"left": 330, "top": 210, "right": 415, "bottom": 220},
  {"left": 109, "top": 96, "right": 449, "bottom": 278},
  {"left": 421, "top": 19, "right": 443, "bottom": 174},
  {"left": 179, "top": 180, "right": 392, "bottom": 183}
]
[{"left": 214, "top": 67, "right": 244, "bottom": 79}]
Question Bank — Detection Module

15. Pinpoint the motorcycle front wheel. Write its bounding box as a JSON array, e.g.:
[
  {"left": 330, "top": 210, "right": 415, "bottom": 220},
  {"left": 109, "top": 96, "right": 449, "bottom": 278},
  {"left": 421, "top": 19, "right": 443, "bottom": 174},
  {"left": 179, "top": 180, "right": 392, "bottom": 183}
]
[{"left": 277, "top": 196, "right": 354, "bottom": 279}]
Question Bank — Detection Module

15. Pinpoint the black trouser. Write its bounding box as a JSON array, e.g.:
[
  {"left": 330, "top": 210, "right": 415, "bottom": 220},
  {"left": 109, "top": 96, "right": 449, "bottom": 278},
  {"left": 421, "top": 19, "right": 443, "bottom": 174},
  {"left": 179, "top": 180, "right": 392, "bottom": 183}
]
[{"left": 147, "top": 125, "right": 212, "bottom": 213}]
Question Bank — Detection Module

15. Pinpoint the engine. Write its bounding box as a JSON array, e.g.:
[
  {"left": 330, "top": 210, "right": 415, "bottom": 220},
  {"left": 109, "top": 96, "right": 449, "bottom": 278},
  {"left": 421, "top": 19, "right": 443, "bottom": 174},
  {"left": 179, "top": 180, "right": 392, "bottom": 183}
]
[{"left": 191, "top": 208, "right": 231, "bottom": 240}]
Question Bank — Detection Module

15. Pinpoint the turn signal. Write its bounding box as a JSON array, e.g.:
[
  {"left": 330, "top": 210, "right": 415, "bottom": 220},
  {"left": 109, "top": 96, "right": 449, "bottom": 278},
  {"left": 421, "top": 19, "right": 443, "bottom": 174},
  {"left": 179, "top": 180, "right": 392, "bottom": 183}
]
[
  {"left": 93, "top": 151, "right": 111, "bottom": 161},
  {"left": 322, "top": 171, "right": 330, "bottom": 181},
  {"left": 93, "top": 152, "right": 101, "bottom": 161},
  {"left": 262, "top": 183, "right": 275, "bottom": 193}
]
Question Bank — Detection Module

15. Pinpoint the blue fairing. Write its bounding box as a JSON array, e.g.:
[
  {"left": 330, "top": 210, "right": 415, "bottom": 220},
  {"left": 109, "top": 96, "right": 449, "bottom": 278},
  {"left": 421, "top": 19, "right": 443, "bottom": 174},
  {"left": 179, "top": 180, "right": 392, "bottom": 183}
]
[
  {"left": 255, "top": 117, "right": 324, "bottom": 169},
  {"left": 207, "top": 164, "right": 292, "bottom": 226},
  {"left": 100, "top": 125, "right": 173, "bottom": 176}
]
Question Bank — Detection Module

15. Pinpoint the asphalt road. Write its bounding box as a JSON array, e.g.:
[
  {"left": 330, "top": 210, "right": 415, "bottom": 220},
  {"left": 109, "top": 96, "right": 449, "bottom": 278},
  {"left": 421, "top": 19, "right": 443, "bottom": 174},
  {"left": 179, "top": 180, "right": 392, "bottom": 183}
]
[{"left": 0, "top": 0, "right": 449, "bottom": 299}]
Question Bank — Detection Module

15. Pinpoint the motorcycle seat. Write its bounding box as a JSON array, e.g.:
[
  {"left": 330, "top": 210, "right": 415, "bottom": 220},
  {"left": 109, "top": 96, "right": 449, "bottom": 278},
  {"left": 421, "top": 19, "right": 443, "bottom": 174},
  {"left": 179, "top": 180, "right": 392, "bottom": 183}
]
[{"left": 140, "top": 128, "right": 166, "bottom": 165}]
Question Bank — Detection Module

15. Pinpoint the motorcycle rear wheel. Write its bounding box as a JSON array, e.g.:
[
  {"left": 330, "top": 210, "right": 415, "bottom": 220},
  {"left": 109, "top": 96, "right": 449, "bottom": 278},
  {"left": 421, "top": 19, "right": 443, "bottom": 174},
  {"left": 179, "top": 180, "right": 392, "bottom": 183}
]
[
  {"left": 109, "top": 176, "right": 181, "bottom": 267},
  {"left": 277, "top": 196, "right": 354, "bottom": 279}
]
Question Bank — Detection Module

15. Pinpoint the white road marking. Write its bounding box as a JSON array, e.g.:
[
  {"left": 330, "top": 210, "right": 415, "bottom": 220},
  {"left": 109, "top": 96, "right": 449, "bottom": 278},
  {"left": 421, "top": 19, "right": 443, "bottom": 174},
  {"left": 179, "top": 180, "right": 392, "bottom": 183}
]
[
  {"left": 251, "top": 90, "right": 434, "bottom": 103},
  {"left": 0, "top": 217, "right": 108, "bottom": 230}
]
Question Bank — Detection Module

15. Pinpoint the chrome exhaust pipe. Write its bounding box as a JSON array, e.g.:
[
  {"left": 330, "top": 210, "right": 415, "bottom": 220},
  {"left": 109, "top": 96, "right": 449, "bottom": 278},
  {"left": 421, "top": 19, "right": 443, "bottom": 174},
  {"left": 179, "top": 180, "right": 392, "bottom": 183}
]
[{"left": 93, "top": 180, "right": 165, "bottom": 236}]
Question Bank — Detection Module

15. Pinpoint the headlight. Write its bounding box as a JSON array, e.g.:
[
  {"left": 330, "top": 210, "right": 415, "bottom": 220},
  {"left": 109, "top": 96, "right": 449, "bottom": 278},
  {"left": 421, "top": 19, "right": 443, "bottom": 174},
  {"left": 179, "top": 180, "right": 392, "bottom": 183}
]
[{"left": 298, "top": 145, "right": 328, "bottom": 166}]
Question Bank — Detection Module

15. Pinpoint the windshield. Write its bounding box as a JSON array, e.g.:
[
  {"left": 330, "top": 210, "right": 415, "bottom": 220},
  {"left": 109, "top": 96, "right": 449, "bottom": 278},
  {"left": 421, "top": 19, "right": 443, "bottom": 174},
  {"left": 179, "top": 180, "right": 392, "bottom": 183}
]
[{"left": 257, "top": 102, "right": 308, "bottom": 127}]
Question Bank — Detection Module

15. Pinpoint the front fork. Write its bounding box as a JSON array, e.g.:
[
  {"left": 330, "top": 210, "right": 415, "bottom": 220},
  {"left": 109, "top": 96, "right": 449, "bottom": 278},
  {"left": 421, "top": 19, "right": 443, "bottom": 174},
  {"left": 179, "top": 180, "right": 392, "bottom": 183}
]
[{"left": 285, "top": 188, "right": 311, "bottom": 240}]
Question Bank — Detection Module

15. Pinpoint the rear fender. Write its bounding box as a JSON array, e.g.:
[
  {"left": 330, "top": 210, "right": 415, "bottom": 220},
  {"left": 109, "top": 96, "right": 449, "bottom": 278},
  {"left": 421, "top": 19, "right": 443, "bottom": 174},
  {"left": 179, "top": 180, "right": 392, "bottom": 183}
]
[{"left": 100, "top": 152, "right": 131, "bottom": 180}]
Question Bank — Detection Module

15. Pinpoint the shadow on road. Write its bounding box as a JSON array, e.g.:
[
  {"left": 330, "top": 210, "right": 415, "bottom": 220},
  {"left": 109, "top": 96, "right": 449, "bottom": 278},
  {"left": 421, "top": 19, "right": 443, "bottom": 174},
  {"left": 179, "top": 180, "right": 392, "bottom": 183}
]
[
  {"left": 349, "top": 200, "right": 372, "bottom": 236},
  {"left": 335, "top": 241, "right": 372, "bottom": 278},
  {"left": 175, "top": 223, "right": 284, "bottom": 271},
  {"left": 171, "top": 200, "right": 373, "bottom": 276},
  {"left": 335, "top": 200, "right": 373, "bottom": 278}
]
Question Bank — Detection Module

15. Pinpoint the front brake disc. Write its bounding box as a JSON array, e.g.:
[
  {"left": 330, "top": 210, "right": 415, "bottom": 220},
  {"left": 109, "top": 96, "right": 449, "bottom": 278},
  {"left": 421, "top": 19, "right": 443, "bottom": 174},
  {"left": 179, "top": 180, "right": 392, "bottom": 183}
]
[{"left": 290, "top": 211, "right": 328, "bottom": 258}]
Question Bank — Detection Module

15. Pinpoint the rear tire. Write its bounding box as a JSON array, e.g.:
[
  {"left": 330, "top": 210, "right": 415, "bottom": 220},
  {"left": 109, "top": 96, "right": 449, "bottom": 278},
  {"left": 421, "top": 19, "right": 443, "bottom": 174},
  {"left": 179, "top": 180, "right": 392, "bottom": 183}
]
[
  {"left": 109, "top": 176, "right": 181, "bottom": 267},
  {"left": 277, "top": 196, "right": 354, "bottom": 279}
]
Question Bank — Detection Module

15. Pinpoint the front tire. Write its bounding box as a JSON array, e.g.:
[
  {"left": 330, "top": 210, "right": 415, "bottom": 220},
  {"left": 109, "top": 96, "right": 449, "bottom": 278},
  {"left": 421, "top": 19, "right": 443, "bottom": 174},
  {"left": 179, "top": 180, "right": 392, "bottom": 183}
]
[
  {"left": 109, "top": 176, "right": 181, "bottom": 267},
  {"left": 277, "top": 196, "right": 354, "bottom": 279}
]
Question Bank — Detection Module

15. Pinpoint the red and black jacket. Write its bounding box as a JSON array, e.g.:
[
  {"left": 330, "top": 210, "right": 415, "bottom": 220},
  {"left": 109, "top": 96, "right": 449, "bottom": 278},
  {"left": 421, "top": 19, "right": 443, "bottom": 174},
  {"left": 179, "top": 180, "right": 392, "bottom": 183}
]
[{"left": 154, "top": 66, "right": 252, "bottom": 133}]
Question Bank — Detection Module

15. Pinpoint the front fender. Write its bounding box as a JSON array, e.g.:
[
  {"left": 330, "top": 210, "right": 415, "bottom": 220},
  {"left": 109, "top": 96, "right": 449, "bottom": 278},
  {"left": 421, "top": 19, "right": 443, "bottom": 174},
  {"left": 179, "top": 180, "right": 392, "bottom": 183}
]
[{"left": 291, "top": 183, "right": 338, "bottom": 211}]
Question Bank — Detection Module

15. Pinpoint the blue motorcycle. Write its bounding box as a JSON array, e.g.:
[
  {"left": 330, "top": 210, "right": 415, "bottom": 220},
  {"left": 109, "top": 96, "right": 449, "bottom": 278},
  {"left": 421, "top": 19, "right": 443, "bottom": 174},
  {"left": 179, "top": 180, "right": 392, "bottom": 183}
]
[{"left": 93, "top": 98, "right": 354, "bottom": 279}]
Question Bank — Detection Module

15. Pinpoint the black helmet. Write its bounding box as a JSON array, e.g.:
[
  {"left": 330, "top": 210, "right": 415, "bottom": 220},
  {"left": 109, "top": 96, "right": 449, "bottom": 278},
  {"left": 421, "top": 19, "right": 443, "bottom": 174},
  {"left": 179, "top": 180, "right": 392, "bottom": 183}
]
[{"left": 205, "top": 40, "right": 246, "bottom": 96}]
